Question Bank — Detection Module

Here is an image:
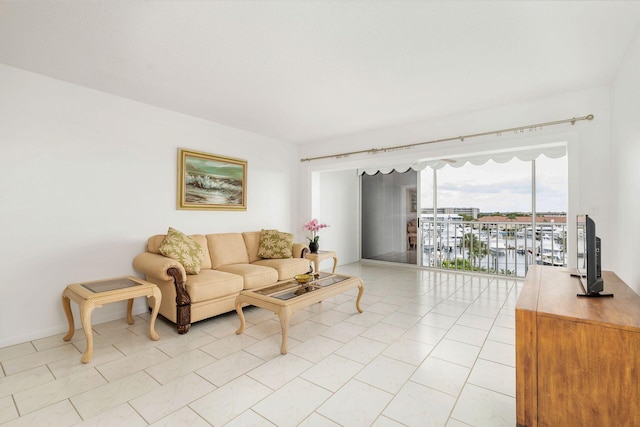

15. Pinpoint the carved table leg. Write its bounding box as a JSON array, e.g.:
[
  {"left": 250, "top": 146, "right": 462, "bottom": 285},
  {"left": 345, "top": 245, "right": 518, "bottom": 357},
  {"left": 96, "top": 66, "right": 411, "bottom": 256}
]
[
  {"left": 235, "top": 297, "right": 246, "bottom": 335},
  {"left": 355, "top": 282, "right": 365, "bottom": 313},
  {"left": 277, "top": 307, "right": 292, "bottom": 355},
  {"left": 122, "top": 298, "right": 135, "bottom": 325},
  {"left": 79, "top": 300, "right": 97, "bottom": 364},
  {"left": 147, "top": 288, "right": 161, "bottom": 341},
  {"left": 126, "top": 298, "right": 135, "bottom": 325},
  {"left": 62, "top": 289, "right": 75, "bottom": 341}
]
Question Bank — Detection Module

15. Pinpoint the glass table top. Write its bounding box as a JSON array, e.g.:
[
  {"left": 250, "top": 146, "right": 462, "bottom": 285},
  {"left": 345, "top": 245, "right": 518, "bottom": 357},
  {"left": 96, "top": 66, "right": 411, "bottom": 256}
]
[
  {"left": 81, "top": 278, "right": 139, "bottom": 293},
  {"left": 254, "top": 272, "right": 349, "bottom": 301}
]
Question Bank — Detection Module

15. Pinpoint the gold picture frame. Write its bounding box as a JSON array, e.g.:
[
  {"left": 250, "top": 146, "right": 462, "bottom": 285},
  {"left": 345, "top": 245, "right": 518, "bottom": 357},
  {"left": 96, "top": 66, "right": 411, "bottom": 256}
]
[{"left": 177, "top": 148, "right": 247, "bottom": 210}]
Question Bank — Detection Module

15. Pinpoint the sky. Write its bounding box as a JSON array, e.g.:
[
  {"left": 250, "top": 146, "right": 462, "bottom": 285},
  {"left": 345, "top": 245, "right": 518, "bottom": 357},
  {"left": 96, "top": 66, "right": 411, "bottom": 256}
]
[{"left": 420, "top": 155, "right": 568, "bottom": 213}]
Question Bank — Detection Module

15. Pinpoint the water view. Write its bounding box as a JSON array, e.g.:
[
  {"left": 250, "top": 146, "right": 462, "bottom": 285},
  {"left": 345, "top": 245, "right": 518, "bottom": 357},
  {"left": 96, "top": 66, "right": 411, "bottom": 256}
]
[{"left": 421, "top": 219, "right": 567, "bottom": 277}]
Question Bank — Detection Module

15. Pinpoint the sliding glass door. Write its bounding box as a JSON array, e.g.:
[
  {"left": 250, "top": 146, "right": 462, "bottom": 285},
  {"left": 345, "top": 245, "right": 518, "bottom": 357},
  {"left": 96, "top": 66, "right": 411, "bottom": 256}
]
[
  {"left": 421, "top": 159, "right": 534, "bottom": 273},
  {"left": 419, "top": 156, "right": 567, "bottom": 276},
  {"left": 360, "top": 151, "right": 568, "bottom": 276}
]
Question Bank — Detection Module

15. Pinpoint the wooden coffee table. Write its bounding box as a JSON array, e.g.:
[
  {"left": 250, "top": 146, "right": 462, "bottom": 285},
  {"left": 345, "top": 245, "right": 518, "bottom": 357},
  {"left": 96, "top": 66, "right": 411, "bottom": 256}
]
[
  {"left": 235, "top": 272, "right": 364, "bottom": 354},
  {"left": 62, "top": 276, "right": 161, "bottom": 363}
]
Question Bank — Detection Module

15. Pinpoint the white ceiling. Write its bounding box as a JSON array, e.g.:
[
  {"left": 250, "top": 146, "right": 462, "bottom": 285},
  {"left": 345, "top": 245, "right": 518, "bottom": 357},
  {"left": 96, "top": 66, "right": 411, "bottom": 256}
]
[{"left": 1, "top": 1, "right": 639, "bottom": 143}]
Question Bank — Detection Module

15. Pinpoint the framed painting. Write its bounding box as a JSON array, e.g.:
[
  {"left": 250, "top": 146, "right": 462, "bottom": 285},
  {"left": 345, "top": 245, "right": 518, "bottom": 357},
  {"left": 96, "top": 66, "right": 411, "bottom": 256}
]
[{"left": 177, "top": 148, "right": 247, "bottom": 210}]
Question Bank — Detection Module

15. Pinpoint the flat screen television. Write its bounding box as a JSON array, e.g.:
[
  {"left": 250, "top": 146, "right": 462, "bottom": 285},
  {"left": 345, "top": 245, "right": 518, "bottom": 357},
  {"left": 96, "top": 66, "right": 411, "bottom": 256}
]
[{"left": 576, "top": 214, "right": 611, "bottom": 297}]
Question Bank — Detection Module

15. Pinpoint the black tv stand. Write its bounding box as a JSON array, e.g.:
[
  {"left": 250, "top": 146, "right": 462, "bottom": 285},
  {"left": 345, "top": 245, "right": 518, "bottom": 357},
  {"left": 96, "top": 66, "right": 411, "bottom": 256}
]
[
  {"left": 570, "top": 271, "right": 611, "bottom": 297},
  {"left": 577, "top": 292, "right": 614, "bottom": 298}
]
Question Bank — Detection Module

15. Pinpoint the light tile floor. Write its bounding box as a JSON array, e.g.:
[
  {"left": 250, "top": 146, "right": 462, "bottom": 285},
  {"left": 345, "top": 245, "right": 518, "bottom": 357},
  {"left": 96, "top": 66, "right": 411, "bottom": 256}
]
[{"left": 0, "top": 262, "right": 522, "bottom": 426}]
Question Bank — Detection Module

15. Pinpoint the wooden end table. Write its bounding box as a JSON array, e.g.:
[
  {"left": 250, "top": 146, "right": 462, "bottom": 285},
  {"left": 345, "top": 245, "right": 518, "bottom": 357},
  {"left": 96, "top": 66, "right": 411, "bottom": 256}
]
[
  {"left": 235, "top": 272, "right": 363, "bottom": 354},
  {"left": 305, "top": 250, "right": 338, "bottom": 273},
  {"left": 62, "top": 276, "right": 161, "bottom": 363}
]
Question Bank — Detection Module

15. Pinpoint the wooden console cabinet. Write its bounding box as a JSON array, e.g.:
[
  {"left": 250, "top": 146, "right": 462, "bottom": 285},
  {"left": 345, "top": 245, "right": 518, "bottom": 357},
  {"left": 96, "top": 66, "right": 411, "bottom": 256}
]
[{"left": 516, "top": 265, "right": 640, "bottom": 427}]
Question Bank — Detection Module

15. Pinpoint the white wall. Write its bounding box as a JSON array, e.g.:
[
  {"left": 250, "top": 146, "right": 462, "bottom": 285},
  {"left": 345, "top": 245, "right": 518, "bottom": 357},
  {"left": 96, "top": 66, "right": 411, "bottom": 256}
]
[
  {"left": 611, "top": 25, "right": 640, "bottom": 294},
  {"left": 315, "top": 170, "right": 360, "bottom": 268},
  {"left": 0, "top": 65, "right": 300, "bottom": 347},
  {"left": 299, "top": 87, "right": 614, "bottom": 271}
]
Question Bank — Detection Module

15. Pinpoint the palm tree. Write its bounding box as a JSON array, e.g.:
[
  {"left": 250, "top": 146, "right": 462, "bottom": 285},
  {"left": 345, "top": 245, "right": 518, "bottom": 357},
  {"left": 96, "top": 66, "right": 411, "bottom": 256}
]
[{"left": 464, "top": 233, "right": 488, "bottom": 269}]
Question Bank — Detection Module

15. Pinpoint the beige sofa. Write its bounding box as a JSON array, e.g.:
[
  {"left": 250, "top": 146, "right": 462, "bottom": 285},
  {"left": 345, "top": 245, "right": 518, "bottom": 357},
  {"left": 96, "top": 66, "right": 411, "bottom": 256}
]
[{"left": 133, "top": 231, "right": 310, "bottom": 334}]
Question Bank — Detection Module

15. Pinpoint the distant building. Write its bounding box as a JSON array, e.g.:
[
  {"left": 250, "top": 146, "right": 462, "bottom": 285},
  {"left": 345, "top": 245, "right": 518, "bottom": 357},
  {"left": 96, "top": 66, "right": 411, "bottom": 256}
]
[
  {"left": 478, "top": 215, "right": 566, "bottom": 224},
  {"left": 421, "top": 207, "right": 479, "bottom": 219},
  {"left": 420, "top": 209, "right": 566, "bottom": 224},
  {"left": 421, "top": 213, "right": 463, "bottom": 222}
]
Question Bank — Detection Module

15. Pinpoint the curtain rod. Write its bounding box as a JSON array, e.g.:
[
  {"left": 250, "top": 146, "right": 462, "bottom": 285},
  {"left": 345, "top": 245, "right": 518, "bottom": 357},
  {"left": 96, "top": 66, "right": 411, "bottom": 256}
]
[{"left": 300, "top": 114, "right": 594, "bottom": 162}]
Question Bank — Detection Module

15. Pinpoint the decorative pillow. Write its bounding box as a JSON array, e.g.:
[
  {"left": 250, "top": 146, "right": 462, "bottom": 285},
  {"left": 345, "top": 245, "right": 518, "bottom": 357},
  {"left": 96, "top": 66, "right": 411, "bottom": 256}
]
[
  {"left": 257, "top": 229, "right": 293, "bottom": 259},
  {"left": 158, "top": 227, "right": 205, "bottom": 275}
]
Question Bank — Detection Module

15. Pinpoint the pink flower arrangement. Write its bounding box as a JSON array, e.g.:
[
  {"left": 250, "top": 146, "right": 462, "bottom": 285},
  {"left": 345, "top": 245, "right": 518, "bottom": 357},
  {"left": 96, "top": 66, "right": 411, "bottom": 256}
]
[{"left": 303, "top": 218, "right": 328, "bottom": 243}]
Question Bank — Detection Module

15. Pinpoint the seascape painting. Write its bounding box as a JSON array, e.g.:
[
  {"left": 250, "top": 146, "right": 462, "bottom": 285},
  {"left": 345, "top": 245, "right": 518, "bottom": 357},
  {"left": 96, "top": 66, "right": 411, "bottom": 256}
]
[{"left": 178, "top": 149, "right": 247, "bottom": 210}]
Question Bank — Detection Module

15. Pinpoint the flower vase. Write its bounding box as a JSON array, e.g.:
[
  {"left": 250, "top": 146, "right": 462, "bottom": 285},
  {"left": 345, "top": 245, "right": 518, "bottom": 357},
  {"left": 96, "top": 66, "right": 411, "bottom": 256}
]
[{"left": 309, "top": 241, "right": 319, "bottom": 254}]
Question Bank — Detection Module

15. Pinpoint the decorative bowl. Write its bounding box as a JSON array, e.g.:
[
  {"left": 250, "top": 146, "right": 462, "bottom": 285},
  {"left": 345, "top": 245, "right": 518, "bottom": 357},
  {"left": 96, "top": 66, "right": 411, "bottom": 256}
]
[{"left": 294, "top": 274, "right": 312, "bottom": 285}]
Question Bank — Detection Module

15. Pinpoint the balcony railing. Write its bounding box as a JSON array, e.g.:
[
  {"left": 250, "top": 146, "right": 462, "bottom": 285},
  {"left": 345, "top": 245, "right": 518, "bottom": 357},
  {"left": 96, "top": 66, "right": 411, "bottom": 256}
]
[{"left": 421, "top": 219, "right": 567, "bottom": 277}]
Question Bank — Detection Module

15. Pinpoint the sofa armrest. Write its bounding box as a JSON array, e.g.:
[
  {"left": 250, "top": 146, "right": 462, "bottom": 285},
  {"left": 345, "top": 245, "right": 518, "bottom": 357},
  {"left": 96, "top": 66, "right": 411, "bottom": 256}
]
[
  {"left": 293, "top": 243, "right": 309, "bottom": 258},
  {"left": 133, "top": 252, "right": 186, "bottom": 282},
  {"left": 133, "top": 252, "right": 192, "bottom": 334}
]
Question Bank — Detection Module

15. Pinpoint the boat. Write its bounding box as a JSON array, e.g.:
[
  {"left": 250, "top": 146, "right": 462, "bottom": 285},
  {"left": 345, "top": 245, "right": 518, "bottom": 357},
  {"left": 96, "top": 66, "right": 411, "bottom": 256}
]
[
  {"left": 437, "top": 235, "right": 463, "bottom": 251},
  {"left": 541, "top": 252, "right": 567, "bottom": 266},
  {"left": 536, "top": 241, "right": 566, "bottom": 267},
  {"left": 488, "top": 240, "right": 507, "bottom": 256}
]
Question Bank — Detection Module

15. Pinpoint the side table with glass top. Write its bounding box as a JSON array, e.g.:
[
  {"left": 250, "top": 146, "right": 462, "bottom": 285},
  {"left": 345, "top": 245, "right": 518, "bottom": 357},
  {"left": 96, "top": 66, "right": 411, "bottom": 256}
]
[
  {"left": 305, "top": 250, "right": 338, "bottom": 273},
  {"left": 62, "top": 276, "right": 161, "bottom": 363}
]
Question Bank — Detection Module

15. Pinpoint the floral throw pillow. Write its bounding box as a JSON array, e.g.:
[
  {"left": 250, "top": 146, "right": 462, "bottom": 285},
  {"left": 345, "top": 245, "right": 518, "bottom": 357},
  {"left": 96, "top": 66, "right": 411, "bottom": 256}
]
[
  {"left": 158, "top": 227, "right": 205, "bottom": 275},
  {"left": 257, "top": 229, "right": 293, "bottom": 259}
]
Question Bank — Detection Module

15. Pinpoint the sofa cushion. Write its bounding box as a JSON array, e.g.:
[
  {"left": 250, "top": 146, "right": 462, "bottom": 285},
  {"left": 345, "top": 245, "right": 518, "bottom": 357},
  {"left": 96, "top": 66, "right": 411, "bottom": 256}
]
[
  {"left": 158, "top": 228, "right": 206, "bottom": 275},
  {"left": 217, "top": 264, "right": 278, "bottom": 290},
  {"left": 185, "top": 270, "right": 243, "bottom": 303},
  {"left": 253, "top": 258, "right": 311, "bottom": 281},
  {"left": 207, "top": 233, "right": 250, "bottom": 269},
  {"left": 257, "top": 229, "right": 293, "bottom": 259},
  {"left": 242, "top": 231, "right": 261, "bottom": 263},
  {"left": 147, "top": 233, "right": 212, "bottom": 270}
]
